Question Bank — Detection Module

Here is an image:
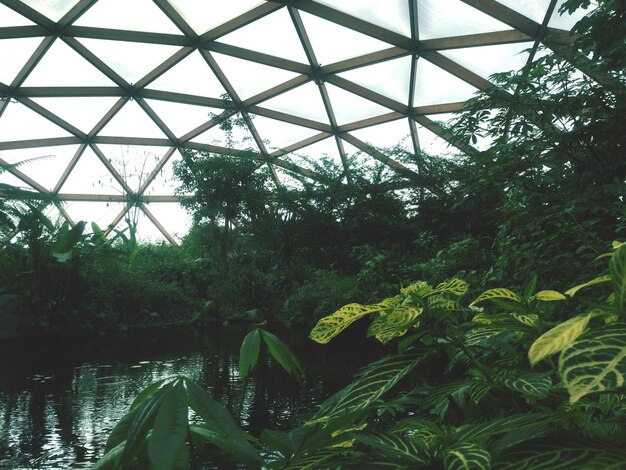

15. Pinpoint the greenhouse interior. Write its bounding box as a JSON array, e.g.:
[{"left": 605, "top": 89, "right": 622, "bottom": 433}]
[{"left": 0, "top": 0, "right": 624, "bottom": 468}]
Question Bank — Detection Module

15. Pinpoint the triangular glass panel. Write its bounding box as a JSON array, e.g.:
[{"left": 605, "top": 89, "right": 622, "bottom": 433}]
[
  {"left": 284, "top": 136, "right": 344, "bottom": 173},
  {"left": 192, "top": 118, "right": 258, "bottom": 151},
  {"left": 169, "top": 0, "right": 264, "bottom": 35},
  {"left": 0, "top": 169, "right": 37, "bottom": 189},
  {"left": 143, "top": 149, "right": 185, "bottom": 196},
  {"left": 0, "top": 37, "right": 41, "bottom": 85},
  {"left": 145, "top": 99, "right": 222, "bottom": 139},
  {"left": 74, "top": 0, "right": 180, "bottom": 34},
  {"left": 0, "top": 3, "right": 34, "bottom": 27},
  {"left": 22, "top": 40, "right": 116, "bottom": 86},
  {"left": 337, "top": 56, "right": 411, "bottom": 104},
  {"left": 440, "top": 42, "right": 532, "bottom": 80},
  {"left": 314, "top": 0, "right": 410, "bottom": 37},
  {"left": 30, "top": 97, "right": 118, "bottom": 134},
  {"left": 325, "top": 83, "right": 391, "bottom": 125},
  {"left": 137, "top": 203, "right": 191, "bottom": 242},
  {"left": 415, "top": 122, "right": 459, "bottom": 158},
  {"left": 20, "top": 0, "right": 79, "bottom": 22},
  {"left": 350, "top": 119, "right": 412, "bottom": 151},
  {"left": 0, "top": 101, "right": 72, "bottom": 142},
  {"left": 418, "top": 0, "right": 512, "bottom": 40},
  {"left": 62, "top": 201, "right": 126, "bottom": 228},
  {"left": 99, "top": 101, "right": 167, "bottom": 139},
  {"left": 259, "top": 82, "right": 330, "bottom": 124},
  {"left": 58, "top": 147, "right": 125, "bottom": 195},
  {"left": 413, "top": 58, "right": 478, "bottom": 106},
  {"left": 300, "top": 11, "right": 393, "bottom": 65},
  {"left": 211, "top": 52, "right": 299, "bottom": 101},
  {"left": 0, "top": 145, "right": 80, "bottom": 191},
  {"left": 77, "top": 38, "right": 180, "bottom": 84},
  {"left": 549, "top": 0, "right": 594, "bottom": 31},
  {"left": 425, "top": 113, "right": 457, "bottom": 127},
  {"left": 97, "top": 144, "right": 168, "bottom": 192},
  {"left": 219, "top": 8, "right": 308, "bottom": 63},
  {"left": 146, "top": 51, "right": 227, "bottom": 98},
  {"left": 496, "top": 0, "right": 551, "bottom": 23},
  {"left": 250, "top": 115, "right": 319, "bottom": 151}
]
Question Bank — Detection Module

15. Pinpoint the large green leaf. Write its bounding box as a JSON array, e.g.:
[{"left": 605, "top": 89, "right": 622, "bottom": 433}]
[
  {"left": 310, "top": 297, "right": 400, "bottom": 344},
  {"left": 148, "top": 381, "right": 189, "bottom": 470},
  {"left": 558, "top": 323, "right": 626, "bottom": 403},
  {"left": 239, "top": 329, "right": 261, "bottom": 378},
  {"left": 315, "top": 354, "right": 421, "bottom": 420},
  {"left": 352, "top": 432, "right": 427, "bottom": 465},
  {"left": 367, "top": 306, "right": 423, "bottom": 344},
  {"left": 503, "top": 372, "right": 552, "bottom": 399},
  {"left": 454, "top": 413, "right": 560, "bottom": 444},
  {"left": 609, "top": 244, "right": 626, "bottom": 310},
  {"left": 444, "top": 443, "right": 491, "bottom": 470},
  {"left": 564, "top": 275, "right": 611, "bottom": 297},
  {"left": 190, "top": 425, "right": 262, "bottom": 469},
  {"left": 92, "top": 442, "right": 124, "bottom": 470},
  {"left": 470, "top": 288, "right": 521, "bottom": 307},
  {"left": 261, "top": 330, "right": 304, "bottom": 380},
  {"left": 528, "top": 313, "right": 592, "bottom": 366},
  {"left": 282, "top": 449, "right": 339, "bottom": 470}
]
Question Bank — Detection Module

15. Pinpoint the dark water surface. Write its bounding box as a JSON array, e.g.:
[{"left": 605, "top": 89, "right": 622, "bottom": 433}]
[{"left": 0, "top": 323, "right": 379, "bottom": 469}]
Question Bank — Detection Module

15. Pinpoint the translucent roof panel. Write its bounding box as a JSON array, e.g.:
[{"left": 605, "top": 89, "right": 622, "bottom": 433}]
[
  {"left": 0, "top": 102, "right": 72, "bottom": 141},
  {"left": 211, "top": 53, "right": 299, "bottom": 101},
  {"left": 74, "top": 0, "right": 180, "bottom": 34},
  {"left": 0, "top": 1, "right": 596, "bottom": 243},
  {"left": 0, "top": 38, "right": 41, "bottom": 85},
  {"left": 314, "top": 0, "right": 411, "bottom": 37},
  {"left": 260, "top": 82, "right": 330, "bottom": 124},
  {"left": 22, "top": 40, "right": 116, "bottom": 87},
  {"left": 300, "top": 11, "right": 393, "bottom": 65},
  {"left": 20, "top": 0, "right": 78, "bottom": 22},
  {"left": 219, "top": 8, "right": 308, "bottom": 63},
  {"left": 418, "top": 0, "right": 512, "bottom": 40},
  {"left": 413, "top": 58, "right": 479, "bottom": 106},
  {"left": 549, "top": 0, "right": 594, "bottom": 30},
  {"left": 146, "top": 51, "right": 227, "bottom": 98},
  {"left": 325, "top": 84, "right": 392, "bottom": 125},
  {"left": 77, "top": 39, "right": 181, "bottom": 84},
  {"left": 337, "top": 56, "right": 412, "bottom": 104},
  {"left": 440, "top": 42, "right": 532, "bottom": 80},
  {"left": 169, "top": 0, "right": 265, "bottom": 35}
]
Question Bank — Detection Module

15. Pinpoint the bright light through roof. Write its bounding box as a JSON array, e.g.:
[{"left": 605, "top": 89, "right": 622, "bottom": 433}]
[{"left": 0, "top": 0, "right": 594, "bottom": 242}]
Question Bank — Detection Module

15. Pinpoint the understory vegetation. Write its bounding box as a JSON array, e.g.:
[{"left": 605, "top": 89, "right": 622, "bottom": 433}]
[{"left": 1, "top": 0, "right": 625, "bottom": 467}]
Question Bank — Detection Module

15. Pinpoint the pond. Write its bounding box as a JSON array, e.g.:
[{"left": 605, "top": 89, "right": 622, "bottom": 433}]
[{"left": 0, "top": 323, "right": 381, "bottom": 468}]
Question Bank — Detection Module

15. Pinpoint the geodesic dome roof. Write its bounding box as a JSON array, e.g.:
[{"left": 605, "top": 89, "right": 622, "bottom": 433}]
[{"left": 0, "top": 0, "right": 590, "bottom": 243}]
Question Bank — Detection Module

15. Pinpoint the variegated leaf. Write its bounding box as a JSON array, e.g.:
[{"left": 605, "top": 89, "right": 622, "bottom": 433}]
[
  {"left": 454, "top": 413, "right": 559, "bottom": 444},
  {"left": 532, "top": 290, "right": 566, "bottom": 301},
  {"left": 511, "top": 313, "right": 539, "bottom": 327},
  {"left": 309, "top": 297, "right": 400, "bottom": 344},
  {"left": 494, "top": 439, "right": 626, "bottom": 469},
  {"left": 465, "top": 327, "right": 509, "bottom": 346},
  {"left": 470, "top": 289, "right": 521, "bottom": 307},
  {"left": 564, "top": 275, "right": 611, "bottom": 297},
  {"left": 503, "top": 372, "right": 552, "bottom": 399},
  {"left": 472, "top": 313, "right": 493, "bottom": 324},
  {"left": 353, "top": 432, "right": 427, "bottom": 465},
  {"left": 401, "top": 281, "right": 433, "bottom": 297},
  {"left": 558, "top": 323, "right": 626, "bottom": 404},
  {"left": 422, "top": 381, "right": 471, "bottom": 409},
  {"left": 428, "top": 295, "right": 464, "bottom": 311},
  {"left": 367, "top": 306, "right": 423, "bottom": 344},
  {"left": 469, "top": 381, "right": 493, "bottom": 404},
  {"left": 390, "top": 418, "right": 443, "bottom": 447},
  {"left": 431, "top": 278, "right": 469, "bottom": 296},
  {"left": 528, "top": 313, "right": 592, "bottom": 366},
  {"left": 609, "top": 244, "right": 626, "bottom": 310},
  {"left": 283, "top": 449, "right": 338, "bottom": 470},
  {"left": 315, "top": 354, "right": 421, "bottom": 419},
  {"left": 444, "top": 443, "right": 491, "bottom": 470}
]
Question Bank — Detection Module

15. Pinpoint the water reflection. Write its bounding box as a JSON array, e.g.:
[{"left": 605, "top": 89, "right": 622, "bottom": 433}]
[{"left": 0, "top": 324, "right": 379, "bottom": 468}]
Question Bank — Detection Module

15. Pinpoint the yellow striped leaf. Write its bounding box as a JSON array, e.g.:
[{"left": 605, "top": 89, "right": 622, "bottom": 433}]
[
  {"left": 367, "top": 306, "right": 423, "bottom": 344},
  {"left": 528, "top": 313, "right": 592, "bottom": 366},
  {"left": 444, "top": 443, "right": 491, "bottom": 470},
  {"left": 512, "top": 313, "right": 539, "bottom": 327},
  {"left": 470, "top": 288, "right": 521, "bottom": 307},
  {"left": 559, "top": 324, "right": 626, "bottom": 404},
  {"left": 401, "top": 281, "right": 433, "bottom": 297},
  {"left": 564, "top": 275, "right": 611, "bottom": 297},
  {"left": 431, "top": 278, "right": 469, "bottom": 296},
  {"left": 532, "top": 290, "right": 567, "bottom": 301},
  {"left": 309, "top": 297, "right": 400, "bottom": 344}
]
